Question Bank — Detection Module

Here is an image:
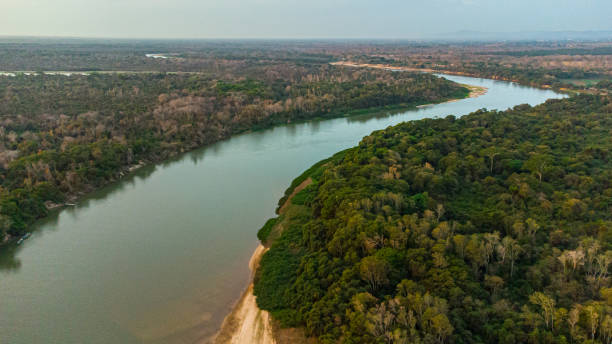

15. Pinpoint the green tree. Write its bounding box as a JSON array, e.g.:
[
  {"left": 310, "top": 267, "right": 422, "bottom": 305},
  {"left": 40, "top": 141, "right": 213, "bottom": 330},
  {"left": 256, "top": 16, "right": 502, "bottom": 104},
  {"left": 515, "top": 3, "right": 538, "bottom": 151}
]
[{"left": 360, "top": 256, "right": 390, "bottom": 292}]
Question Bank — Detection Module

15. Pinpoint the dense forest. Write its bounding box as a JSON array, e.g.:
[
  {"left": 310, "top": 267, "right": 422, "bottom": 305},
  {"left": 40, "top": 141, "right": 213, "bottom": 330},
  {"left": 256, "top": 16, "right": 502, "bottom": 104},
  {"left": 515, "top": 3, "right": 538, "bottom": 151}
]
[
  {"left": 349, "top": 58, "right": 609, "bottom": 92},
  {"left": 0, "top": 38, "right": 339, "bottom": 72},
  {"left": 0, "top": 63, "right": 467, "bottom": 242},
  {"left": 344, "top": 41, "right": 612, "bottom": 92},
  {"left": 254, "top": 95, "right": 612, "bottom": 343}
]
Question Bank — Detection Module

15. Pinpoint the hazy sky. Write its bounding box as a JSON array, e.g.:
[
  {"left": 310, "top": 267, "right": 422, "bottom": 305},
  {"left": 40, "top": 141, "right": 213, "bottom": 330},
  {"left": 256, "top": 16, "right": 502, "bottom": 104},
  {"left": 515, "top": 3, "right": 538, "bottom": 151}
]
[{"left": 1, "top": 0, "right": 611, "bottom": 39}]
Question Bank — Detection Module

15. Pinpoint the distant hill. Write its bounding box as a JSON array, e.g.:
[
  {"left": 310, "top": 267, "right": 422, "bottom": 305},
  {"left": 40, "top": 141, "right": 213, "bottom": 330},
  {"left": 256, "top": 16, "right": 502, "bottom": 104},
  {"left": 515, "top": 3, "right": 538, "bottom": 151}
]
[{"left": 436, "top": 30, "right": 612, "bottom": 42}]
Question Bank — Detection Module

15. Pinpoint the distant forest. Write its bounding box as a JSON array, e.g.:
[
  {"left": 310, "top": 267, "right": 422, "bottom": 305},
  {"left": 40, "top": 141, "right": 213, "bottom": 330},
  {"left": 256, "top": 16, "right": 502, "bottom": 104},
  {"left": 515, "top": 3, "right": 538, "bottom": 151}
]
[{"left": 255, "top": 95, "right": 612, "bottom": 344}]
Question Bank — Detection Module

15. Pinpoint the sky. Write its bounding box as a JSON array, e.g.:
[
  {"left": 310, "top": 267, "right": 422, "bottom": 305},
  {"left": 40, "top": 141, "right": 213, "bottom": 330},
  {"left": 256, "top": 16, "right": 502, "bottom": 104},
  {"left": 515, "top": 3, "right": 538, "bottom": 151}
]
[{"left": 1, "top": 0, "right": 611, "bottom": 39}]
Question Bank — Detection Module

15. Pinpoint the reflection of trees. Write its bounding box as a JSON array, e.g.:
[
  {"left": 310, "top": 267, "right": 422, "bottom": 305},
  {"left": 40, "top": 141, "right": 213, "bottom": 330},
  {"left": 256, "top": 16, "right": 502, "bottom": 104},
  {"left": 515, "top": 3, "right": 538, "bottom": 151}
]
[
  {"left": 0, "top": 247, "right": 22, "bottom": 272},
  {"left": 189, "top": 146, "right": 207, "bottom": 165},
  {"left": 346, "top": 107, "right": 410, "bottom": 124},
  {"left": 305, "top": 120, "right": 321, "bottom": 136}
]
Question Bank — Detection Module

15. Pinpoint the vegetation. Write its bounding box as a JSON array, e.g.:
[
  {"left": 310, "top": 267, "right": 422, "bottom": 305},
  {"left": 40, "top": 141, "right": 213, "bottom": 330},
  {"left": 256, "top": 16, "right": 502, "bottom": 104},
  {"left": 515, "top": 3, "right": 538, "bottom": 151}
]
[
  {"left": 0, "top": 55, "right": 467, "bottom": 242},
  {"left": 255, "top": 94, "right": 612, "bottom": 343},
  {"left": 258, "top": 218, "right": 278, "bottom": 243},
  {"left": 4, "top": 39, "right": 611, "bottom": 93},
  {"left": 344, "top": 41, "right": 612, "bottom": 92}
]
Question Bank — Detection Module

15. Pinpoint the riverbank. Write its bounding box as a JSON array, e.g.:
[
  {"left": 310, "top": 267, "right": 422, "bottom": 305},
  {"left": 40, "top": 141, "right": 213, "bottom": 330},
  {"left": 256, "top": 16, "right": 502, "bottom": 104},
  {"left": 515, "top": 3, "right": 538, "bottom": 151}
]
[
  {"left": 332, "top": 60, "right": 499, "bottom": 81},
  {"left": 213, "top": 176, "right": 316, "bottom": 344},
  {"left": 417, "top": 84, "right": 488, "bottom": 108},
  {"left": 212, "top": 77, "right": 490, "bottom": 344},
  {"left": 212, "top": 244, "right": 274, "bottom": 344},
  {"left": 331, "top": 61, "right": 573, "bottom": 92},
  {"left": 0, "top": 159, "right": 148, "bottom": 246}
]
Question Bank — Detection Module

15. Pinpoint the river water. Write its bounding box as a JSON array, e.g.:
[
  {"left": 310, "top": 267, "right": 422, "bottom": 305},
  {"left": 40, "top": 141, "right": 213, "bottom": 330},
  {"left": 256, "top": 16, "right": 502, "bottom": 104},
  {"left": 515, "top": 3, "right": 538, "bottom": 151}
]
[{"left": 0, "top": 75, "right": 564, "bottom": 343}]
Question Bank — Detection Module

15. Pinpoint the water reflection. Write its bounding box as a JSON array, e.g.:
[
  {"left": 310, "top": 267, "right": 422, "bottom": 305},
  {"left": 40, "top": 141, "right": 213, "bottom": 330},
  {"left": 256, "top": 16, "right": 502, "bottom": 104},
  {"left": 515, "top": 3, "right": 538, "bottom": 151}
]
[
  {"left": 346, "top": 107, "right": 417, "bottom": 123},
  {"left": 0, "top": 162, "right": 162, "bottom": 269},
  {"left": 0, "top": 246, "right": 22, "bottom": 271}
]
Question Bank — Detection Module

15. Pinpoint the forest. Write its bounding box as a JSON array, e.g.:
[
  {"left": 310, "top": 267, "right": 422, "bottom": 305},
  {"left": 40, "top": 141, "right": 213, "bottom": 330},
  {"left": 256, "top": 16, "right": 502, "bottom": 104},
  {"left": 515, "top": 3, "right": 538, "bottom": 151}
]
[
  {"left": 0, "top": 59, "right": 467, "bottom": 242},
  {"left": 254, "top": 94, "right": 612, "bottom": 344},
  {"left": 3, "top": 38, "right": 611, "bottom": 94},
  {"left": 344, "top": 41, "right": 612, "bottom": 92}
]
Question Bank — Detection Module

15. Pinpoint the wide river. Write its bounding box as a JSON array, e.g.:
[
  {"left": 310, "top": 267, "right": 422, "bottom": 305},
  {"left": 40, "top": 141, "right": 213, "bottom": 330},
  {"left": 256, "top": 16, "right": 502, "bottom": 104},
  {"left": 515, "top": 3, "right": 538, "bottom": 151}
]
[{"left": 0, "top": 75, "right": 563, "bottom": 343}]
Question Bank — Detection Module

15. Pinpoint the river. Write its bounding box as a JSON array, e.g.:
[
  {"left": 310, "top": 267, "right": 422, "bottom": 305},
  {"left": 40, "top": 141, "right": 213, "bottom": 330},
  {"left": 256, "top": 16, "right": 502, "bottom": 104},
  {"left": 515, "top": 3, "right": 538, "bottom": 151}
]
[{"left": 0, "top": 75, "right": 564, "bottom": 343}]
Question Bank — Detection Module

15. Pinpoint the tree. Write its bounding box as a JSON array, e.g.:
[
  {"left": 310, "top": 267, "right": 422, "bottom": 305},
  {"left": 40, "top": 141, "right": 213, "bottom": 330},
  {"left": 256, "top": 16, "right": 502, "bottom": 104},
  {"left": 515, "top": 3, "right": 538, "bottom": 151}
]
[
  {"left": 583, "top": 304, "right": 600, "bottom": 340},
  {"left": 498, "top": 236, "right": 523, "bottom": 277},
  {"left": 594, "top": 251, "right": 612, "bottom": 284},
  {"left": 429, "top": 313, "right": 453, "bottom": 343},
  {"left": 436, "top": 203, "right": 445, "bottom": 223},
  {"left": 360, "top": 256, "right": 390, "bottom": 292},
  {"left": 452, "top": 234, "right": 468, "bottom": 258},
  {"left": 482, "top": 232, "right": 500, "bottom": 272},
  {"left": 524, "top": 153, "right": 552, "bottom": 182},
  {"left": 526, "top": 218, "right": 540, "bottom": 246},
  {"left": 560, "top": 249, "right": 585, "bottom": 273},
  {"left": 601, "top": 288, "right": 612, "bottom": 306},
  {"left": 0, "top": 212, "right": 12, "bottom": 241},
  {"left": 480, "top": 147, "right": 500, "bottom": 174},
  {"left": 601, "top": 315, "right": 612, "bottom": 344},
  {"left": 567, "top": 304, "right": 581, "bottom": 341},
  {"left": 367, "top": 301, "right": 397, "bottom": 343},
  {"left": 484, "top": 275, "right": 505, "bottom": 298},
  {"left": 530, "top": 292, "right": 556, "bottom": 330}
]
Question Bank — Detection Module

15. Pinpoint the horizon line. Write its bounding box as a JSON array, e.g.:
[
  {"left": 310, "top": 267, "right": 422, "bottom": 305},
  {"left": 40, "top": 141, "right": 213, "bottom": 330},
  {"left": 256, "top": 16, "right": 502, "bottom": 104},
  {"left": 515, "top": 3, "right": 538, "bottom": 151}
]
[{"left": 2, "top": 30, "right": 612, "bottom": 42}]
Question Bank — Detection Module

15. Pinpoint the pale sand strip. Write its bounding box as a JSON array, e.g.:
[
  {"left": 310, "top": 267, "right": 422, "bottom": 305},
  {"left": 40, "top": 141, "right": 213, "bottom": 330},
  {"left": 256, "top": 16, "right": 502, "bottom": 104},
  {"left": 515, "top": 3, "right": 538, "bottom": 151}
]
[
  {"left": 213, "top": 244, "right": 275, "bottom": 344},
  {"left": 213, "top": 179, "right": 314, "bottom": 343}
]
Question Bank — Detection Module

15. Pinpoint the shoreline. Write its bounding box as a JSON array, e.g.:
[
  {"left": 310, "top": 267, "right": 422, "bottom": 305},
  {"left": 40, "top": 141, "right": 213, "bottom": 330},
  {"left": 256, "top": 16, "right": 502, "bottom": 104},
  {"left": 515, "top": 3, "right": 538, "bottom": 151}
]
[
  {"left": 211, "top": 80, "right": 490, "bottom": 344},
  {"left": 330, "top": 61, "right": 563, "bottom": 91},
  {"left": 0, "top": 159, "right": 150, "bottom": 246},
  {"left": 213, "top": 177, "right": 316, "bottom": 344},
  {"left": 212, "top": 244, "right": 275, "bottom": 344},
  {"left": 417, "top": 84, "right": 488, "bottom": 108}
]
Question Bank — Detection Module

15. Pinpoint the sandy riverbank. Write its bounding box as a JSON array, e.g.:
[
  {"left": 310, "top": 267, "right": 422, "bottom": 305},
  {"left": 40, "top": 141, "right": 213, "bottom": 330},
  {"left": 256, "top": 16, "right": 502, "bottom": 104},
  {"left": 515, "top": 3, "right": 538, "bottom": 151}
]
[
  {"left": 213, "top": 178, "right": 315, "bottom": 344},
  {"left": 330, "top": 60, "right": 514, "bottom": 83},
  {"left": 212, "top": 244, "right": 275, "bottom": 344},
  {"left": 416, "top": 84, "right": 488, "bottom": 109},
  {"left": 329, "top": 61, "right": 488, "bottom": 106},
  {"left": 330, "top": 61, "right": 486, "bottom": 79},
  {"left": 330, "top": 61, "right": 438, "bottom": 73},
  {"left": 330, "top": 61, "right": 571, "bottom": 93}
]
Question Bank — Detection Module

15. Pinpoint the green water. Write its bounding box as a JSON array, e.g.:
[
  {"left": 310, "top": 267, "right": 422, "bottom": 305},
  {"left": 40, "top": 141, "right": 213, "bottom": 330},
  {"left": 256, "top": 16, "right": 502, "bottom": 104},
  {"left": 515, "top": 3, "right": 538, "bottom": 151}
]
[{"left": 0, "top": 75, "right": 564, "bottom": 343}]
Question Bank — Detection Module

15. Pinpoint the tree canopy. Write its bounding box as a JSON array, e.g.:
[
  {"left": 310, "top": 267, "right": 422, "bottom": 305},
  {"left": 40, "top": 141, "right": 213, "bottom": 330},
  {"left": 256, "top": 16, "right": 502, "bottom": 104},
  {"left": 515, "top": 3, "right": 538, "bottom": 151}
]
[{"left": 255, "top": 94, "right": 612, "bottom": 344}]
